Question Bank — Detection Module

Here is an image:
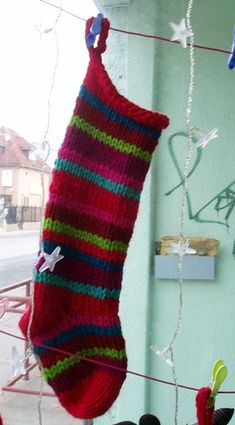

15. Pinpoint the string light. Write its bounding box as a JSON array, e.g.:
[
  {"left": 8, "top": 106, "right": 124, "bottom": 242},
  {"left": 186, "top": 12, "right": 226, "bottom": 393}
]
[
  {"left": 193, "top": 127, "right": 219, "bottom": 149},
  {"left": 174, "top": 2, "right": 195, "bottom": 423},
  {"left": 169, "top": 18, "right": 192, "bottom": 48},
  {"left": 25, "top": 3, "right": 63, "bottom": 425},
  {"left": 1, "top": 328, "right": 235, "bottom": 395},
  {"left": 0, "top": 328, "right": 196, "bottom": 390},
  {"left": 152, "top": 2, "right": 195, "bottom": 424},
  {"left": 167, "top": 240, "right": 196, "bottom": 255},
  {"left": 32, "top": 140, "right": 58, "bottom": 154},
  {"left": 40, "top": 4, "right": 62, "bottom": 219},
  {"left": 28, "top": 0, "right": 62, "bottom": 347},
  {"left": 171, "top": 349, "right": 179, "bottom": 425},
  {"left": 40, "top": 0, "right": 231, "bottom": 55},
  {"left": 150, "top": 346, "right": 174, "bottom": 368}
]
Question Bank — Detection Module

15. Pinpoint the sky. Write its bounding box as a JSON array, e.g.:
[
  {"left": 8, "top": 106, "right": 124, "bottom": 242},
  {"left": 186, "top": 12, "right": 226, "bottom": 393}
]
[{"left": 0, "top": 0, "right": 99, "bottom": 164}]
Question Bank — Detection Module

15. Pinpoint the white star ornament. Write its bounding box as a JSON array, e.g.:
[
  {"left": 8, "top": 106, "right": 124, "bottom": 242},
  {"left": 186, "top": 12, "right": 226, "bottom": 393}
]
[
  {"left": 151, "top": 345, "right": 174, "bottom": 368},
  {"left": 39, "top": 246, "right": 64, "bottom": 273},
  {"left": 170, "top": 18, "right": 192, "bottom": 48},
  {"left": 194, "top": 128, "right": 218, "bottom": 148},
  {"left": 168, "top": 240, "right": 196, "bottom": 256}
]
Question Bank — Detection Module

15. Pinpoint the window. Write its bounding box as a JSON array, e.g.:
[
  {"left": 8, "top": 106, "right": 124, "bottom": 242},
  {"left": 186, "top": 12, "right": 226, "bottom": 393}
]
[
  {"left": 3, "top": 195, "right": 12, "bottom": 207},
  {"left": 23, "top": 196, "right": 29, "bottom": 207},
  {"left": 1, "top": 170, "right": 12, "bottom": 187},
  {"left": 0, "top": 1, "right": 99, "bottom": 423}
]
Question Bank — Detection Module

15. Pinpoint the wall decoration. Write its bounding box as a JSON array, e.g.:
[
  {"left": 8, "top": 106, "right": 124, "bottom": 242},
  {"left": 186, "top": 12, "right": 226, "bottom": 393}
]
[
  {"left": 193, "top": 128, "right": 218, "bottom": 149},
  {"left": 165, "top": 132, "right": 235, "bottom": 228},
  {"left": 169, "top": 18, "right": 192, "bottom": 48}
]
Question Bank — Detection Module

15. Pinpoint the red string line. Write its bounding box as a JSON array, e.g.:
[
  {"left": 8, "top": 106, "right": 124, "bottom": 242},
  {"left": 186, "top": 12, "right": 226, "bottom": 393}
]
[
  {"left": 40, "top": 0, "right": 231, "bottom": 55},
  {"left": 1, "top": 328, "right": 235, "bottom": 394},
  {"left": 0, "top": 328, "right": 196, "bottom": 391}
]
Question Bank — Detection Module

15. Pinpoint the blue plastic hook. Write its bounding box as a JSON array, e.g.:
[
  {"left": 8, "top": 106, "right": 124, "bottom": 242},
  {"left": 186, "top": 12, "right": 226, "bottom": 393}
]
[
  {"left": 86, "top": 13, "right": 104, "bottom": 47},
  {"left": 227, "top": 27, "right": 235, "bottom": 70}
]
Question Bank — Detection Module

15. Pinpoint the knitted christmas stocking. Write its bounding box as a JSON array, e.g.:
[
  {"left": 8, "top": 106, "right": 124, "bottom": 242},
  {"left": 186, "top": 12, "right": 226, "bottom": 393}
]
[{"left": 19, "top": 16, "right": 169, "bottom": 419}]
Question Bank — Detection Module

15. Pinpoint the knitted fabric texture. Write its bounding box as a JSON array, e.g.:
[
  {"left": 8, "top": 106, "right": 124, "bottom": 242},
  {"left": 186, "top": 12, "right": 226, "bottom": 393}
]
[
  {"left": 196, "top": 387, "right": 214, "bottom": 425},
  {"left": 19, "top": 17, "right": 169, "bottom": 419}
]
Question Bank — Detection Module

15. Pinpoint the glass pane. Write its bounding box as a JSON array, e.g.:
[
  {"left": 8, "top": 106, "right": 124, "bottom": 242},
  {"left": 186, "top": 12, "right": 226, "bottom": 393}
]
[{"left": 0, "top": 1, "right": 98, "bottom": 424}]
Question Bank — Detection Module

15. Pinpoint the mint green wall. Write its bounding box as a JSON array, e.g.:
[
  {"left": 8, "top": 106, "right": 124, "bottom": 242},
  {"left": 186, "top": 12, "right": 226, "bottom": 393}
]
[
  {"left": 150, "top": 1, "right": 235, "bottom": 423},
  {"left": 94, "top": 1, "right": 235, "bottom": 424}
]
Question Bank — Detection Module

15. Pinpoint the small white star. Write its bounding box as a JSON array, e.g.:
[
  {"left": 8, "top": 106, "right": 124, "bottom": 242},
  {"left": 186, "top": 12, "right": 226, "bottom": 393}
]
[
  {"left": 0, "top": 298, "right": 8, "bottom": 320},
  {"left": 168, "top": 240, "right": 196, "bottom": 256},
  {"left": 170, "top": 18, "right": 192, "bottom": 48},
  {"left": 39, "top": 246, "right": 64, "bottom": 273},
  {"left": 151, "top": 345, "right": 174, "bottom": 368},
  {"left": 11, "top": 346, "right": 26, "bottom": 377},
  {"left": 193, "top": 128, "right": 218, "bottom": 148},
  {"left": 34, "top": 23, "right": 54, "bottom": 41}
]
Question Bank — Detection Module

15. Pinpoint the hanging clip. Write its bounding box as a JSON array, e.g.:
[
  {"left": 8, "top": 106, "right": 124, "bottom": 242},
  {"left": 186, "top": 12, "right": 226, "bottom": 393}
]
[
  {"left": 227, "top": 27, "right": 235, "bottom": 69},
  {"left": 85, "top": 13, "right": 104, "bottom": 47},
  {"left": 207, "top": 359, "right": 228, "bottom": 408}
]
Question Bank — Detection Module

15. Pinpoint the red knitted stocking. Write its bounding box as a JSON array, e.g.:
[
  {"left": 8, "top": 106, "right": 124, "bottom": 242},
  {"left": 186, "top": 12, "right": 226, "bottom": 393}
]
[{"left": 19, "top": 17, "right": 169, "bottom": 419}]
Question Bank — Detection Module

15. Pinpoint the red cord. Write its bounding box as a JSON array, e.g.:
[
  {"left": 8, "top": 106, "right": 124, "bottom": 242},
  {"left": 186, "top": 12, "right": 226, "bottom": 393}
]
[
  {"left": 4, "top": 328, "right": 235, "bottom": 395},
  {"left": 41, "top": 0, "right": 231, "bottom": 55}
]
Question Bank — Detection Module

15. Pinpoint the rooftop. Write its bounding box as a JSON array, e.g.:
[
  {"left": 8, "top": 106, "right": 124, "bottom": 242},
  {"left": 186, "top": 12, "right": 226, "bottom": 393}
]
[{"left": 0, "top": 128, "right": 50, "bottom": 172}]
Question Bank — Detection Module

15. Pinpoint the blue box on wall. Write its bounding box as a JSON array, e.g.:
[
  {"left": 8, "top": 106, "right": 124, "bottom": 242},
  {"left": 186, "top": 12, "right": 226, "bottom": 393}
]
[{"left": 154, "top": 255, "right": 215, "bottom": 280}]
